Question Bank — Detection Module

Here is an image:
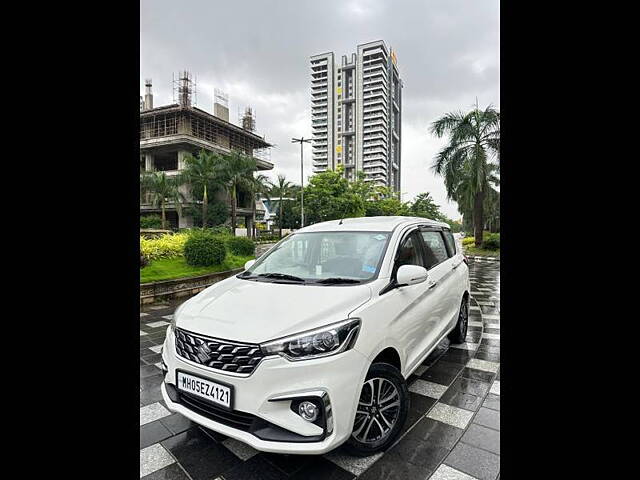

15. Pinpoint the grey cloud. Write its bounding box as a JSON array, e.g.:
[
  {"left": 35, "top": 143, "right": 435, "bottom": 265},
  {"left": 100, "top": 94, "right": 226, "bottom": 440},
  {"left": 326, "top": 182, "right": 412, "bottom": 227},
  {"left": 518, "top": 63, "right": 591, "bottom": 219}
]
[{"left": 141, "top": 0, "right": 499, "bottom": 219}]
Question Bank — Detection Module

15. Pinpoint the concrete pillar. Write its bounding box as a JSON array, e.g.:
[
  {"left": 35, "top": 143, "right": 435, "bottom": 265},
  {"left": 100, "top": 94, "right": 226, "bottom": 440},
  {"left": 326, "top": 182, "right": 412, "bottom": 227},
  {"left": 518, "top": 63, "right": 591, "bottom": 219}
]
[
  {"left": 178, "top": 212, "right": 194, "bottom": 229},
  {"left": 177, "top": 150, "right": 189, "bottom": 170},
  {"left": 246, "top": 216, "right": 255, "bottom": 239},
  {"left": 145, "top": 152, "right": 154, "bottom": 172}
]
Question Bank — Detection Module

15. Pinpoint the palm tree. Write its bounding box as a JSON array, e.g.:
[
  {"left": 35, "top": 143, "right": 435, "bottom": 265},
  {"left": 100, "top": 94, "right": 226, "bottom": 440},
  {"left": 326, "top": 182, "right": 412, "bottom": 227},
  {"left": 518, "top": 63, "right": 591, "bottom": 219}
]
[
  {"left": 140, "top": 172, "right": 184, "bottom": 230},
  {"left": 247, "top": 173, "right": 271, "bottom": 239},
  {"left": 430, "top": 103, "right": 500, "bottom": 247},
  {"left": 181, "top": 149, "right": 221, "bottom": 228},
  {"left": 268, "top": 174, "right": 293, "bottom": 238},
  {"left": 217, "top": 151, "right": 257, "bottom": 236}
]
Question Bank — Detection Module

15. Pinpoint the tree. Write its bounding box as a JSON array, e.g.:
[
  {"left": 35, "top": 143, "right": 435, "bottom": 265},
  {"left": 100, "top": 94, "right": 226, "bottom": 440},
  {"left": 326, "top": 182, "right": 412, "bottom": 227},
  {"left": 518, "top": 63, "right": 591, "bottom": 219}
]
[
  {"left": 216, "top": 151, "right": 257, "bottom": 236},
  {"left": 409, "top": 193, "right": 445, "bottom": 221},
  {"left": 303, "top": 165, "right": 366, "bottom": 224},
  {"left": 268, "top": 174, "right": 294, "bottom": 238},
  {"left": 365, "top": 187, "right": 410, "bottom": 216},
  {"left": 140, "top": 172, "right": 184, "bottom": 230},
  {"left": 181, "top": 149, "right": 221, "bottom": 229},
  {"left": 430, "top": 103, "right": 500, "bottom": 247},
  {"left": 247, "top": 173, "right": 271, "bottom": 239}
]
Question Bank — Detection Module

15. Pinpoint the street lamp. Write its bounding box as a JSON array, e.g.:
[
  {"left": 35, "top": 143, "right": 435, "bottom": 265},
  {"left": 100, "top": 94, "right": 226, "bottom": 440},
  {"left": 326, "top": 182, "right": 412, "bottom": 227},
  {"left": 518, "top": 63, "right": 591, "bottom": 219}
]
[{"left": 291, "top": 137, "right": 311, "bottom": 227}]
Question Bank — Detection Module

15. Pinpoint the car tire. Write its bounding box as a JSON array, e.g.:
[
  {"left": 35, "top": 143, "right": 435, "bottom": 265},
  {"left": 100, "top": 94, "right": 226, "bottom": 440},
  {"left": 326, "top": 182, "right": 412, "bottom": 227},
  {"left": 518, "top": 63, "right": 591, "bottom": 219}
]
[
  {"left": 448, "top": 296, "right": 469, "bottom": 344},
  {"left": 343, "top": 362, "right": 409, "bottom": 456}
]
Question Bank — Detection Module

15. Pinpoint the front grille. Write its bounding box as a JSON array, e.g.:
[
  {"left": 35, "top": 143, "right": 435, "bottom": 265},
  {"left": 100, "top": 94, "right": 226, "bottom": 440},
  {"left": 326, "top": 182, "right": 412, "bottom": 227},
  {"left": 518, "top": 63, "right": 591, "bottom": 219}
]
[
  {"left": 178, "top": 391, "right": 257, "bottom": 431},
  {"left": 174, "top": 327, "right": 265, "bottom": 375}
]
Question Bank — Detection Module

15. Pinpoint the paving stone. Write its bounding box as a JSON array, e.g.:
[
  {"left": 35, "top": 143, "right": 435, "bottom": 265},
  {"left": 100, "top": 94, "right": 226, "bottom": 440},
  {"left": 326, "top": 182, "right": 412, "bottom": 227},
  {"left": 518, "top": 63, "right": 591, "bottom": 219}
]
[
  {"left": 445, "top": 442, "right": 500, "bottom": 480},
  {"left": 490, "top": 381, "right": 500, "bottom": 396},
  {"left": 222, "top": 438, "right": 259, "bottom": 461},
  {"left": 140, "top": 402, "right": 171, "bottom": 426},
  {"left": 140, "top": 331, "right": 148, "bottom": 336},
  {"left": 140, "top": 420, "right": 173, "bottom": 450},
  {"left": 141, "top": 463, "right": 190, "bottom": 479},
  {"left": 474, "top": 407, "right": 500, "bottom": 431},
  {"left": 426, "top": 403, "right": 474, "bottom": 429},
  {"left": 140, "top": 443, "right": 175, "bottom": 478},
  {"left": 462, "top": 423, "right": 500, "bottom": 455},
  {"left": 482, "top": 333, "right": 500, "bottom": 340},
  {"left": 325, "top": 449, "right": 382, "bottom": 476},
  {"left": 483, "top": 393, "right": 500, "bottom": 411},
  {"left": 431, "top": 464, "right": 479, "bottom": 480},
  {"left": 148, "top": 320, "right": 170, "bottom": 328},
  {"left": 467, "top": 358, "right": 500, "bottom": 373},
  {"left": 409, "top": 379, "right": 449, "bottom": 399}
]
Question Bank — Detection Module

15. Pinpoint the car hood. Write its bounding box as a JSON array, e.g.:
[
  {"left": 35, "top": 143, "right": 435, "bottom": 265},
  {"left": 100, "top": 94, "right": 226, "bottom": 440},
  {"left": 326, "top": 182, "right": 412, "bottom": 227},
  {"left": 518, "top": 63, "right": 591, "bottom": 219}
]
[{"left": 174, "top": 276, "right": 373, "bottom": 344}]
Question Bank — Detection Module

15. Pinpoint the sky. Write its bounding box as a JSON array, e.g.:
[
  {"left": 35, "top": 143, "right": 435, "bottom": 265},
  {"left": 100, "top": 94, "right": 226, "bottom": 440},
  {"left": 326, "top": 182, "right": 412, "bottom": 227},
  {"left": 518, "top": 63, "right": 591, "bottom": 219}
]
[{"left": 140, "top": 0, "right": 499, "bottom": 220}]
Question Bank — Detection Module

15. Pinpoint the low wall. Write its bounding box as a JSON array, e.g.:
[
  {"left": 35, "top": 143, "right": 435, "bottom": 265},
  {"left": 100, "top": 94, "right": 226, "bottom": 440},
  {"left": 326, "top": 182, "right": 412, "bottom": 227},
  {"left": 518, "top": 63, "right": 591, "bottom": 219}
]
[{"left": 140, "top": 267, "right": 244, "bottom": 304}]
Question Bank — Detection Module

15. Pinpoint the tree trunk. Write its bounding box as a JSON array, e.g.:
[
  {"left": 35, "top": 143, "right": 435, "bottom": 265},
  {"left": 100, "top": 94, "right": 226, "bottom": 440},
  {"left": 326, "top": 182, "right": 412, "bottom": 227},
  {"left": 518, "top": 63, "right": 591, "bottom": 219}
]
[
  {"left": 473, "top": 191, "right": 485, "bottom": 248},
  {"left": 202, "top": 183, "right": 208, "bottom": 229},
  {"left": 279, "top": 196, "right": 283, "bottom": 239},
  {"left": 161, "top": 202, "right": 166, "bottom": 230},
  {"left": 252, "top": 193, "right": 257, "bottom": 240},
  {"left": 231, "top": 184, "right": 237, "bottom": 236}
]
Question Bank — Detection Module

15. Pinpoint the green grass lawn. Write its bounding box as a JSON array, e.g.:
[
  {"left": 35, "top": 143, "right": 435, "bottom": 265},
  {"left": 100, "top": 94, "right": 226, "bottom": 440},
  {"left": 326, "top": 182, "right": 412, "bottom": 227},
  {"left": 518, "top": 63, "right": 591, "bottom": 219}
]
[
  {"left": 141, "top": 254, "right": 254, "bottom": 284},
  {"left": 463, "top": 244, "right": 500, "bottom": 257}
]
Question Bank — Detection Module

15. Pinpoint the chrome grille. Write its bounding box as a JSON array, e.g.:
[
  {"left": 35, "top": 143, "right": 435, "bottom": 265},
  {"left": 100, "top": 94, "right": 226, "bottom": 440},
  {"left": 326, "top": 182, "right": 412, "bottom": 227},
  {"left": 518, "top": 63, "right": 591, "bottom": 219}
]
[{"left": 174, "top": 328, "right": 265, "bottom": 375}]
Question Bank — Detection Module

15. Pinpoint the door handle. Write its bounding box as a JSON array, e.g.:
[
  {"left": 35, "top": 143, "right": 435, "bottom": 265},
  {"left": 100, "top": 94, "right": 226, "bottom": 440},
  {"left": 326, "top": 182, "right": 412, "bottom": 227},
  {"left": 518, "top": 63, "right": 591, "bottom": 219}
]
[{"left": 428, "top": 281, "right": 438, "bottom": 290}]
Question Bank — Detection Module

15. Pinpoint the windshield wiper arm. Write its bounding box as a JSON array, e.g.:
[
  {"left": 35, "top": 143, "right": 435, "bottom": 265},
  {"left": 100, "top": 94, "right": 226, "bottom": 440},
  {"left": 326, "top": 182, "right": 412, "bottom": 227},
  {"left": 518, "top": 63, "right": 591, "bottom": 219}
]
[
  {"left": 257, "top": 273, "right": 306, "bottom": 282},
  {"left": 315, "top": 277, "right": 362, "bottom": 284}
]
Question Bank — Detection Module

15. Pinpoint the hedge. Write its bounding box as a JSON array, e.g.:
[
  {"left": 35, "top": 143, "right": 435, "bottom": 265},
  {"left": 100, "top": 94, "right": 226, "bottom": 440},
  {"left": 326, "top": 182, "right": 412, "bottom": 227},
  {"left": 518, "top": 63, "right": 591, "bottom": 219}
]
[
  {"left": 140, "top": 232, "right": 189, "bottom": 261},
  {"left": 184, "top": 231, "right": 226, "bottom": 266}
]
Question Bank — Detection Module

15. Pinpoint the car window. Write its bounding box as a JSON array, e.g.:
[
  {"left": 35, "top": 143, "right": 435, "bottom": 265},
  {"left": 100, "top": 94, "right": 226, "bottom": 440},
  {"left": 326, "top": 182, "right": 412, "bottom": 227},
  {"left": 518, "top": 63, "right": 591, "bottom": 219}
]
[
  {"left": 246, "top": 231, "right": 391, "bottom": 281},
  {"left": 443, "top": 231, "right": 456, "bottom": 257},
  {"left": 394, "top": 232, "right": 425, "bottom": 274},
  {"left": 420, "top": 231, "right": 449, "bottom": 269}
]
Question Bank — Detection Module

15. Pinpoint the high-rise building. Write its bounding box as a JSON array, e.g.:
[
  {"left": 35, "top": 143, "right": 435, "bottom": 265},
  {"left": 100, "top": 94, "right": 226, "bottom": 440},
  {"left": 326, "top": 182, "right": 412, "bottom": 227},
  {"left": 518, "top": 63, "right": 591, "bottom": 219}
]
[{"left": 310, "top": 40, "right": 402, "bottom": 191}]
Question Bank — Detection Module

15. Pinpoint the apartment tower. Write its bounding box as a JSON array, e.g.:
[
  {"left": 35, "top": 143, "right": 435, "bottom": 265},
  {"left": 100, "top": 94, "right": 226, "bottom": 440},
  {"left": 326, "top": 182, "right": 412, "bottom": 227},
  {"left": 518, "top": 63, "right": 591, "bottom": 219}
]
[{"left": 310, "top": 40, "right": 402, "bottom": 191}]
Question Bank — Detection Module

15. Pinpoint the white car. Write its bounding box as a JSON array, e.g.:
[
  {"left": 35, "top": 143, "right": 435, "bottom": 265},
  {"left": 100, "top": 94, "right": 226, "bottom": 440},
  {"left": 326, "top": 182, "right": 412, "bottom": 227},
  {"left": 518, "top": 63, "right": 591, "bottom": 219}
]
[{"left": 160, "top": 216, "right": 470, "bottom": 456}]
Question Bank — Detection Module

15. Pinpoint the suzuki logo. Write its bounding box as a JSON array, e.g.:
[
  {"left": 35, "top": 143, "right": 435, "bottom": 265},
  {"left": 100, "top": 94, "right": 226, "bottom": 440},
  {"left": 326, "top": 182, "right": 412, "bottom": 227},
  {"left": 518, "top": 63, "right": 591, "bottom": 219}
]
[{"left": 196, "top": 342, "right": 212, "bottom": 363}]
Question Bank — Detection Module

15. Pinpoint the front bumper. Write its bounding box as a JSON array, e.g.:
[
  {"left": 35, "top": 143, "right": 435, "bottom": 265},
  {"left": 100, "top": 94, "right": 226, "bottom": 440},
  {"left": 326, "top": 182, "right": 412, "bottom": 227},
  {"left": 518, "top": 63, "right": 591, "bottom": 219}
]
[{"left": 161, "top": 326, "right": 370, "bottom": 454}]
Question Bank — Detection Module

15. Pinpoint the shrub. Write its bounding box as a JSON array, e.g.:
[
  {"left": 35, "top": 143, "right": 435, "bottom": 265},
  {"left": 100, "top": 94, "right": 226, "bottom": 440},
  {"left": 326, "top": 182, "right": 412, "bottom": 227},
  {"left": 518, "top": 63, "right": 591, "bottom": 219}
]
[
  {"left": 140, "top": 232, "right": 189, "bottom": 261},
  {"left": 483, "top": 233, "right": 500, "bottom": 250},
  {"left": 184, "top": 231, "right": 226, "bottom": 266},
  {"left": 462, "top": 236, "right": 475, "bottom": 246},
  {"left": 140, "top": 215, "right": 163, "bottom": 229},
  {"left": 227, "top": 236, "right": 255, "bottom": 256}
]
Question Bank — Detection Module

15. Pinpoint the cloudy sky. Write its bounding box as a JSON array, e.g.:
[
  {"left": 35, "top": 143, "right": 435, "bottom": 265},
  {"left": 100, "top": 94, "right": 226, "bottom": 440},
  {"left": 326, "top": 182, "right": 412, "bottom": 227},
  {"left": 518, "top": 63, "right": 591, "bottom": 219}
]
[{"left": 140, "top": 0, "right": 499, "bottom": 219}]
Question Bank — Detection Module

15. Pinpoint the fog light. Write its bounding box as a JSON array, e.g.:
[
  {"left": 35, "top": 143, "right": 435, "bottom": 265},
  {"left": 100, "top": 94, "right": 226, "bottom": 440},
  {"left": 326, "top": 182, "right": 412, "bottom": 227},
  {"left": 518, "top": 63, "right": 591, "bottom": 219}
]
[{"left": 298, "top": 401, "right": 319, "bottom": 422}]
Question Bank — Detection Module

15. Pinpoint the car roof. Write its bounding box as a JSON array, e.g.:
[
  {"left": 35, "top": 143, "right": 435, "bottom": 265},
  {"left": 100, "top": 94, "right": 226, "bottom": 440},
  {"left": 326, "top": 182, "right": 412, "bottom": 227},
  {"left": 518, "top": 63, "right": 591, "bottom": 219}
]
[{"left": 296, "top": 216, "right": 449, "bottom": 233}]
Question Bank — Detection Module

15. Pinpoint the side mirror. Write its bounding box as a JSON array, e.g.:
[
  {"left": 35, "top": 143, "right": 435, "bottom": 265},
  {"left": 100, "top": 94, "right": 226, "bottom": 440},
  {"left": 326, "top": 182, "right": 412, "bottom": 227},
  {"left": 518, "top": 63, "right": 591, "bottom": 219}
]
[
  {"left": 396, "top": 264, "right": 428, "bottom": 286},
  {"left": 244, "top": 259, "right": 256, "bottom": 270}
]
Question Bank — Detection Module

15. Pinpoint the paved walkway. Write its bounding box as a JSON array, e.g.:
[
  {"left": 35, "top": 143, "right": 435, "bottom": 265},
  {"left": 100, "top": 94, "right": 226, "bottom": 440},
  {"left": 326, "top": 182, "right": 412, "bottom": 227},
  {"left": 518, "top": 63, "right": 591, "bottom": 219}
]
[{"left": 140, "top": 258, "right": 500, "bottom": 479}]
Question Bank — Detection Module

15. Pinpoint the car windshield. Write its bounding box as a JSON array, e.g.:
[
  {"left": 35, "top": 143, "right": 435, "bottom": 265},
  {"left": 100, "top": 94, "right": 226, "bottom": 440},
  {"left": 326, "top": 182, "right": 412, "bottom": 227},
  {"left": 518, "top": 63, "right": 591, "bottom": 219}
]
[{"left": 241, "top": 231, "right": 391, "bottom": 284}]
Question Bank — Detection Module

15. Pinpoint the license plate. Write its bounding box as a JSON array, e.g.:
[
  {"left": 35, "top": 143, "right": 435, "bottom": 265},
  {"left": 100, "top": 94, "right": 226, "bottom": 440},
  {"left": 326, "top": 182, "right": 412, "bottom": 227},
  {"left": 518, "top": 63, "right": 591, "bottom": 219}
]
[{"left": 176, "top": 371, "right": 233, "bottom": 410}]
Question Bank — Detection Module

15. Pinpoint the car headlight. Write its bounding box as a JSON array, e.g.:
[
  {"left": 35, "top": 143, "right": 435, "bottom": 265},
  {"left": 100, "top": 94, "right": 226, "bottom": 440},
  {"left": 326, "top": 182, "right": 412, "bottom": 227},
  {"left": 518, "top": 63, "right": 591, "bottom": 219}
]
[{"left": 261, "top": 318, "right": 361, "bottom": 361}]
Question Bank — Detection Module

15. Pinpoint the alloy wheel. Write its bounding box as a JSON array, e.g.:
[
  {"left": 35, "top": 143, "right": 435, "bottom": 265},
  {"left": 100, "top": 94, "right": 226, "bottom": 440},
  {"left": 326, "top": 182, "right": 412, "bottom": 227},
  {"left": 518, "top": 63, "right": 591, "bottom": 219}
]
[
  {"left": 352, "top": 377, "right": 401, "bottom": 444},
  {"left": 459, "top": 300, "right": 469, "bottom": 337}
]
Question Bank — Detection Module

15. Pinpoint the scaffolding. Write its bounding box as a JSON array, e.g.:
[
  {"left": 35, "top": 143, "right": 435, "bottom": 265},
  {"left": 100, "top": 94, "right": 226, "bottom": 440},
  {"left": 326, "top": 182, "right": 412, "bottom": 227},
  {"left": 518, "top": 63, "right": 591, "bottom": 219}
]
[
  {"left": 172, "top": 70, "right": 197, "bottom": 107},
  {"left": 239, "top": 106, "right": 256, "bottom": 132}
]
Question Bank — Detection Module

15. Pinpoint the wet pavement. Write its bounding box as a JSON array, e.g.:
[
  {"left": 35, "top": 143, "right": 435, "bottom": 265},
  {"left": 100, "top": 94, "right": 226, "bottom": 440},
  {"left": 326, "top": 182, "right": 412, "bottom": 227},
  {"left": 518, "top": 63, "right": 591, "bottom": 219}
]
[{"left": 140, "top": 258, "right": 500, "bottom": 479}]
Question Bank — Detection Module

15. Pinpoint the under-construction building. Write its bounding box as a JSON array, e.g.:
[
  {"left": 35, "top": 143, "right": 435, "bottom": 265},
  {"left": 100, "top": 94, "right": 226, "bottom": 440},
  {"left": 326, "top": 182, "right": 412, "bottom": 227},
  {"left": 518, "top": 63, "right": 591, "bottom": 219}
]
[
  {"left": 140, "top": 72, "right": 273, "bottom": 230},
  {"left": 310, "top": 40, "right": 402, "bottom": 192}
]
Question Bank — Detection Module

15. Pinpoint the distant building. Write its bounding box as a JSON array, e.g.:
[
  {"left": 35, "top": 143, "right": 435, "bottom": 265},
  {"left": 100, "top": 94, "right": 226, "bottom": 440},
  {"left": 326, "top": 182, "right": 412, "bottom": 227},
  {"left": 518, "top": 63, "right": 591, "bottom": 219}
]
[
  {"left": 310, "top": 40, "right": 402, "bottom": 191},
  {"left": 139, "top": 74, "right": 273, "bottom": 230}
]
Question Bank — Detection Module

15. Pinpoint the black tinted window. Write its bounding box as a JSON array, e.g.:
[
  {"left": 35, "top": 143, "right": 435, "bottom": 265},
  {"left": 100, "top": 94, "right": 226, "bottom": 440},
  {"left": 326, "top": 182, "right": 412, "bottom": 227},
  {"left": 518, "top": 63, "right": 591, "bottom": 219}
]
[
  {"left": 395, "top": 232, "right": 425, "bottom": 271},
  {"left": 420, "top": 231, "right": 449, "bottom": 268},
  {"left": 443, "top": 231, "right": 456, "bottom": 257}
]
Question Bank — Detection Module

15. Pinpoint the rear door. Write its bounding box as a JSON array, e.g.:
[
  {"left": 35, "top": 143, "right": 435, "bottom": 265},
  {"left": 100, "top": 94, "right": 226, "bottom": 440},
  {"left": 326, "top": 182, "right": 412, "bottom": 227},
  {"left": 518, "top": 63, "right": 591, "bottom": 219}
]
[{"left": 419, "top": 227, "right": 460, "bottom": 340}]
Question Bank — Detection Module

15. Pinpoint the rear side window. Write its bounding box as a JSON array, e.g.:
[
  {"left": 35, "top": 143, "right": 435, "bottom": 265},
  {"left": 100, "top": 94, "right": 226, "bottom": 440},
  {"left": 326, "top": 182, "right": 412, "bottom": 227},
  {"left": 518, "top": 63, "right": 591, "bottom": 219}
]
[
  {"left": 420, "top": 231, "right": 449, "bottom": 269},
  {"left": 443, "top": 231, "right": 457, "bottom": 257}
]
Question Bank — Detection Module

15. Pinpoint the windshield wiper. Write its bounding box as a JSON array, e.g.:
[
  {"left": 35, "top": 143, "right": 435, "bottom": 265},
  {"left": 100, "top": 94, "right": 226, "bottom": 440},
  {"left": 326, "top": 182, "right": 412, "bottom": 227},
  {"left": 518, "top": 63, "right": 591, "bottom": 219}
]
[
  {"left": 257, "top": 273, "right": 306, "bottom": 282},
  {"left": 314, "top": 277, "right": 362, "bottom": 284}
]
